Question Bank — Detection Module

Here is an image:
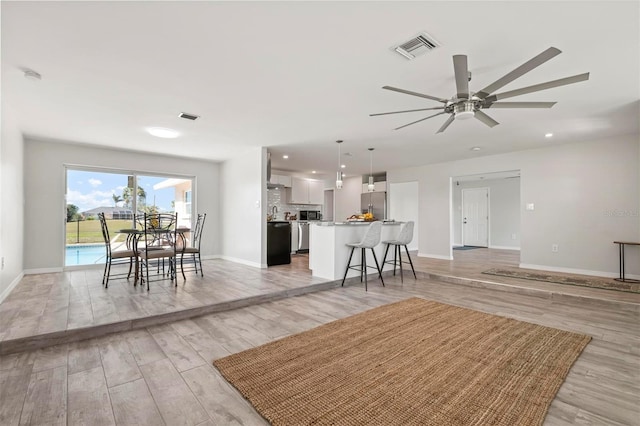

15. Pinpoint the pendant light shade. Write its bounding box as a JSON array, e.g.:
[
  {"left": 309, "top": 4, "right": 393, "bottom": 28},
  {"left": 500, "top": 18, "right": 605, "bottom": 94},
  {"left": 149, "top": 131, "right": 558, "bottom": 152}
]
[
  {"left": 335, "top": 140, "right": 344, "bottom": 189},
  {"left": 367, "top": 148, "right": 375, "bottom": 192}
]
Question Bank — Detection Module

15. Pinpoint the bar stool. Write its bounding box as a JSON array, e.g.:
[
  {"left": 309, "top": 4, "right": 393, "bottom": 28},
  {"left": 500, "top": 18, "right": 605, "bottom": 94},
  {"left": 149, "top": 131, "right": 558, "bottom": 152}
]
[
  {"left": 341, "top": 221, "right": 384, "bottom": 291},
  {"left": 381, "top": 221, "right": 416, "bottom": 283}
]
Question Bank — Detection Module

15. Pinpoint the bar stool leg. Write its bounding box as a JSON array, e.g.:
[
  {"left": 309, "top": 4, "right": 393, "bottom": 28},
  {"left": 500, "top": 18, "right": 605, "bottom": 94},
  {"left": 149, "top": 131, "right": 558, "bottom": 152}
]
[
  {"left": 393, "top": 245, "right": 398, "bottom": 276},
  {"left": 341, "top": 247, "right": 355, "bottom": 287},
  {"left": 398, "top": 244, "right": 404, "bottom": 283},
  {"left": 405, "top": 245, "right": 417, "bottom": 279},
  {"left": 363, "top": 248, "right": 368, "bottom": 291},
  {"left": 371, "top": 249, "right": 385, "bottom": 287},
  {"left": 382, "top": 244, "right": 390, "bottom": 271}
]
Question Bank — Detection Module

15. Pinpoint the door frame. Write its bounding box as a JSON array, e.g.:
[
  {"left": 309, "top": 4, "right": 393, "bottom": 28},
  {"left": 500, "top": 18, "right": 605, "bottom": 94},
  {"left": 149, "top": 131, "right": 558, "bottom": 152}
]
[{"left": 461, "top": 187, "right": 490, "bottom": 247}]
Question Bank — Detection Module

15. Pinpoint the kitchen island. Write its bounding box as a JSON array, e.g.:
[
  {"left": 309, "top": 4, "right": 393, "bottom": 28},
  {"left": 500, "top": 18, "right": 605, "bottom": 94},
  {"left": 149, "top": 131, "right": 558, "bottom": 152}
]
[{"left": 309, "top": 221, "right": 403, "bottom": 281}]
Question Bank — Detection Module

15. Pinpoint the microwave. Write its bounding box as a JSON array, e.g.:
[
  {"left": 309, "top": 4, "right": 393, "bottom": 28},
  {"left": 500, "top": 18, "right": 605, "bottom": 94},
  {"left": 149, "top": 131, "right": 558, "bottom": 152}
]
[{"left": 300, "top": 210, "right": 321, "bottom": 221}]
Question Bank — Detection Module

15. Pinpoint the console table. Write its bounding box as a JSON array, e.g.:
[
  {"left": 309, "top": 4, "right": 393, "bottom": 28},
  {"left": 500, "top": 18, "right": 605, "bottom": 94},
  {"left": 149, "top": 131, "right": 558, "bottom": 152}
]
[{"left": 613, "top": 241, "right": 640, "bottom": 283}]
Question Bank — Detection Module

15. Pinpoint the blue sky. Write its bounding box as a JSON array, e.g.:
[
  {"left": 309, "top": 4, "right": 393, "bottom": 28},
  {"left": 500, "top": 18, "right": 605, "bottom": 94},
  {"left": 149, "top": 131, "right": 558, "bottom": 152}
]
[{"left": 67, "top": 170, "right": 177, "bottom": 213}]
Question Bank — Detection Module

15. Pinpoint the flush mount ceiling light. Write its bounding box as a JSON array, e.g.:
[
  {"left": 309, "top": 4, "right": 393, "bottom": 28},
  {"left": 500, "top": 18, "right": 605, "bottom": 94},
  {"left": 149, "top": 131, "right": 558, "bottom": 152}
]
[
  {"left": 24, "top": 69, "right": 42, "bottom": 81},
  {"left": 283, "top": 155, "right": 289, "bottom": 159},
  {"left": 335, "top": 140, "right": 344, "bottom": 189},
  {"left": 545, "top": 133, "right": 553, "bottom": 138},
  {"left": 312, "top": 170, "right": 317, "bottom": 174},
  {"left": 470, "top": 146, "right": 482, "bottom": 151},
  {"left": 147, "top": 127, "right": 179, "bottom": 138}
]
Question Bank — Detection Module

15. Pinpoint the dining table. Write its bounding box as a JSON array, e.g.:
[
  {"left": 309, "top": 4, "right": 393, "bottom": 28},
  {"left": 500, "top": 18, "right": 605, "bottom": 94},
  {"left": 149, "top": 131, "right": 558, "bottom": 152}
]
[{"left": 118, "top": 227, "right": 191, "bottom": 285}]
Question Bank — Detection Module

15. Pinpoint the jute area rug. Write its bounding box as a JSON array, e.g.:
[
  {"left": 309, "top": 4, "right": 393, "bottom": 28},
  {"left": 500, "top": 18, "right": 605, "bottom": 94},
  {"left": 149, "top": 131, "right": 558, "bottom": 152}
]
[
  {"left": 213, "top": 297, "right": 590, "bottom": 425},
  {"left": 483, "top": 267, "right": 640, "bottom": 293}
]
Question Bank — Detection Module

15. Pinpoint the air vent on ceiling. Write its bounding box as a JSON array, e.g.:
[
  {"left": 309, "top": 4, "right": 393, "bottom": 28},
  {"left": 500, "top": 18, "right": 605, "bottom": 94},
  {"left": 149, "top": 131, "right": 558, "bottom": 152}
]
[
  {"left": 394, "top": 32, "right": 440, "bottom": 60},
  {"left": 179, "top": 112, "right": 200, "bottom": 121}
]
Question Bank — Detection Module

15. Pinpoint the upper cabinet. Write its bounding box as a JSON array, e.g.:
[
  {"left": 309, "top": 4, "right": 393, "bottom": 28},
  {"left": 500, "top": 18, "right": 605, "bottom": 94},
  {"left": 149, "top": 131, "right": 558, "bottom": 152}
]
[
  {"left": 271, "top": 174, "right": 292, "bottom": 187},
  {"left": 289, "top": 177, "right": 323, "bottom": 205}
]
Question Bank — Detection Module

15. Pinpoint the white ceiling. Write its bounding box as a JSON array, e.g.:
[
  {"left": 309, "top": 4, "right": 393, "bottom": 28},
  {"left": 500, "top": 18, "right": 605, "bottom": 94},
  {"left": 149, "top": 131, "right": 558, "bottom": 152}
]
[{"left": 3, "top": 1, "right": 639, "bottom": 178}]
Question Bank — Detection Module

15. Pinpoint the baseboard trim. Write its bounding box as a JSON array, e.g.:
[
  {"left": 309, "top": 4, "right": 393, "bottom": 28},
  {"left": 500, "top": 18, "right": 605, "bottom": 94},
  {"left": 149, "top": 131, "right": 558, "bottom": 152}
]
[
  {"left": 418, "top": 252, "right": 453, "bottom": 260},
  {"left": 200, "top": 254, "right": 222, "bottom": 260},
  {"left": 218, "top": 256, "right": 265, "bottom": 269},
  {"left": 0, "top": 272, "right": 24, "bottom": 303},
  {"left": 518, "top": 263, "right": 640, "bottom": 280},
  {"left": 24, "top": 267, "right": 64, "bottom": 275},
  {"left": 489, "top": 245, "right": 521, "bottom": 251}
]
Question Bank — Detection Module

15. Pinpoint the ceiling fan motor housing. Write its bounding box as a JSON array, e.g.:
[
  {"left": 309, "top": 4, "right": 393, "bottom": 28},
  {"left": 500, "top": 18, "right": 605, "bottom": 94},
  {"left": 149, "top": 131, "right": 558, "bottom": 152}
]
[{"left": 453, "top": 101, "right": 475, "bottom": 120}]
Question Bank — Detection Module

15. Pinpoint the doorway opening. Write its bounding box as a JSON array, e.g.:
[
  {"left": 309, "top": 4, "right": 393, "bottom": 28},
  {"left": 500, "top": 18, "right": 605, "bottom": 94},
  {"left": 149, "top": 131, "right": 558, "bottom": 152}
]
[{"left": 451, "top": 170, "right": 521, "bottom": 258}]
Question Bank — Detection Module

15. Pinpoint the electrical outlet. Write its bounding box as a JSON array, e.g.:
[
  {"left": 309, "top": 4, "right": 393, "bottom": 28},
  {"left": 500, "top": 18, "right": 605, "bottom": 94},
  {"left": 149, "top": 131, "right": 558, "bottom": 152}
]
[
  {"left": 1, "top": 257, "right": 4, "bottom": 270},
  {"left": 551, "top": 244, "right": 559, "bottom": 253},
  {"left": 511, "top": 233, "right": 517, "bottom": 240}
]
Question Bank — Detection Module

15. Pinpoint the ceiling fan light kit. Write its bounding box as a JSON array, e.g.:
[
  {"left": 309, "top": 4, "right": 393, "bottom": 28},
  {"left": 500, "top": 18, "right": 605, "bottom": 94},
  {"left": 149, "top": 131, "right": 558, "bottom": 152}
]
[{"left": 371, "top": 47, "right": 590, "bottom": 133}]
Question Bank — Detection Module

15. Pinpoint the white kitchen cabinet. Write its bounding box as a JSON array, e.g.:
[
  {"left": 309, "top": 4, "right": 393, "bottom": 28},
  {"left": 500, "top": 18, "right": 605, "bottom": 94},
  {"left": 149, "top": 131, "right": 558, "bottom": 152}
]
[
  {"left": 289, "top": 177, "right": 323, "bottom": 205},
  {"left": 308, "top": 180, "right": 324, "bottom": 205},
  {"left": 271, "top": 174, "right": 292, "bottom": 187}
]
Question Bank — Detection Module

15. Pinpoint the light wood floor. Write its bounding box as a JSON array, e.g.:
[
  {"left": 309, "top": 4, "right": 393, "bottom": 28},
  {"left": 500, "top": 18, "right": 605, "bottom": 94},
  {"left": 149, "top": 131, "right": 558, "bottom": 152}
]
[{"left": 0, "top": 250, "right": 638, "bottom": 425}]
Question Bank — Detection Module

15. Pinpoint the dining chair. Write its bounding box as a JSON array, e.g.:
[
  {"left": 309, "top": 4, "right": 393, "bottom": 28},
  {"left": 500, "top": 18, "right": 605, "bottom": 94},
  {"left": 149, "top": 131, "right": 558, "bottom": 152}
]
[
  {"left": 180, "top": 213, "right": 206, "bottom": 277},
  {"left": 98, "top": 212, "right": 135, "bottom": 288},
  {"left": 137, "top": 212, "right": 179, "bottom": 290},
  {"left": 341, "top": 221, "right": 385, "bottom": 291}
]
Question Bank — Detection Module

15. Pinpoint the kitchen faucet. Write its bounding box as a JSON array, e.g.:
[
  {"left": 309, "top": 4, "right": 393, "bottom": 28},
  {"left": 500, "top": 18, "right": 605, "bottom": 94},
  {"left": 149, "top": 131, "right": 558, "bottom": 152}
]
[{"left": 271, "top": 205, "right": 278, "bottom": 218}]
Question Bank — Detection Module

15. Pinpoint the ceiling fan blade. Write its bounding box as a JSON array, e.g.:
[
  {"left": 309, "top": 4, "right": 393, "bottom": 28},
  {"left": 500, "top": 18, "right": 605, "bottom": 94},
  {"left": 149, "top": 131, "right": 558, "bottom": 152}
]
[
  {"left": 475, "top": 47, "right": 562, "bottom": 99},
  {"left": 474, "top": 110, "right": 499, "bottom": 128},
  {"left": 382, "top": 86, "right": 448, "bottom": 103},
  {"left": 453, "top": 55, "right": 470, "bottom": 99},
  {"left": 394, "top": 112, "right": 447, "bottom": 130},
  {"left": 484, "top": 101, "right": 557, "bottom": 109},
  {"left": 484, "top": 73, "right": 590, "bottom": 102},
  {"left": 370, "top": 107, "right": 445, "bottom": 117},
  {"left": 436, "top": 115, "right": 456, "bottom": 134}
]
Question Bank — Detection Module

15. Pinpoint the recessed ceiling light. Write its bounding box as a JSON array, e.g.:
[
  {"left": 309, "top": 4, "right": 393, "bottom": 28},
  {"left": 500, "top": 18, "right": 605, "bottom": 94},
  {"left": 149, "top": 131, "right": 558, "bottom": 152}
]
[
  {"left": 283, "top": 155, "right": 289, "bottom": 159},
  {"left": 147, "top": 127, "right": 179, "bottom": 138},
  {"left": 470, "top": 146, "right": 481, "bottom": 151},
  {"left": 312, "top": 170, "right": 316, "bottom": 174},
  {"left": 341, "top": 164, "right": 346, "bottom": 168},
  {"left": 545, "top": 133, "right": 553, "bottom": 138}
]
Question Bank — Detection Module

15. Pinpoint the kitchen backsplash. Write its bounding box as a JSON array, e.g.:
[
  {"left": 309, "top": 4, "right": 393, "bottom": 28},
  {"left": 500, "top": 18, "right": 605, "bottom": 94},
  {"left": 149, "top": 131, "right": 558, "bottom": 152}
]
[{"left": 267, "top": 187, "right": 321, "bottom": 220}]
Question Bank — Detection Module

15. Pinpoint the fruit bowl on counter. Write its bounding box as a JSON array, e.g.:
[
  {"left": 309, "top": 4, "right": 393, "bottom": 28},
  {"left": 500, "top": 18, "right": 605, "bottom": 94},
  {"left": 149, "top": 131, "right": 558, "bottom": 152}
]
[{"left": 347, "top": 213, "right": 375, "bottom": 222}]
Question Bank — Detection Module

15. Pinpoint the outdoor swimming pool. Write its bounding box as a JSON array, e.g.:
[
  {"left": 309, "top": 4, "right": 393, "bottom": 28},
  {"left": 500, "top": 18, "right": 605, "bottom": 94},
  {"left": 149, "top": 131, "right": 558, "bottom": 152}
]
[{"left": 65, "top": 244, "right": 106, "bottom": 266}]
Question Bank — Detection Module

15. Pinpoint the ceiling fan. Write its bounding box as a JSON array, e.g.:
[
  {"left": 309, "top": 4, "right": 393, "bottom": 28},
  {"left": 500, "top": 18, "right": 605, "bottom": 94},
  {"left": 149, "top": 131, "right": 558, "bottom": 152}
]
[{"left": 371, "top": 47, "right": 589, "bottom": 133}]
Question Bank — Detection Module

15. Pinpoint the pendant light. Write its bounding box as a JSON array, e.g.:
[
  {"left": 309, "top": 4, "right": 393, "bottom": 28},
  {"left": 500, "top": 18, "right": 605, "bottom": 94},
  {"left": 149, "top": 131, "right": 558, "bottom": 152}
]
[
  {"left": 335, "top": 140, "right": 344, "bottom": 189},
  {"left": 367, "top": 148, "right": 375, "bottom": 192}
]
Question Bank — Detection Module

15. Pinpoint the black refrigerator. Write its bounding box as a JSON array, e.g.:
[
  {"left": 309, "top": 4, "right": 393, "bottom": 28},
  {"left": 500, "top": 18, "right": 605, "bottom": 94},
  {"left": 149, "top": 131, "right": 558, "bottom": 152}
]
[
  {"left": 361, "top": 191, "right": 387, "bottom": 220},
  {"left": 267, "top": 221, "right": 291, "bottom": 266}
]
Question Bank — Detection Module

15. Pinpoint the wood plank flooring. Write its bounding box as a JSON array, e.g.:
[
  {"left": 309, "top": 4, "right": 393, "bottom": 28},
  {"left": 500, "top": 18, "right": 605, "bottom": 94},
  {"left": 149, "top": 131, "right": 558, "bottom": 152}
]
[{"left": 1, "top": 269, "right": 638, "bottom": 425}]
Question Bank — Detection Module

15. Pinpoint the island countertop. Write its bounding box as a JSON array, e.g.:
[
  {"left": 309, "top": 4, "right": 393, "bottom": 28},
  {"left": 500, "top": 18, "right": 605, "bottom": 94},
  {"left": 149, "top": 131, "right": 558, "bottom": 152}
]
[{"left": 309, "top": 221, "right": 402, "bottom": 281}]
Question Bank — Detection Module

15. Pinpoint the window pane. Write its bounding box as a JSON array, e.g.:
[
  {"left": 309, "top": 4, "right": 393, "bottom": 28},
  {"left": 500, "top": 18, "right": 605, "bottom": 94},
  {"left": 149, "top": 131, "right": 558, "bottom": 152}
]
[
  {"left": 137, "top": 175, "right": 193, "bottom": 228},
  {"left": 65, "top": 169, "right": 131, "bottom": 266}
]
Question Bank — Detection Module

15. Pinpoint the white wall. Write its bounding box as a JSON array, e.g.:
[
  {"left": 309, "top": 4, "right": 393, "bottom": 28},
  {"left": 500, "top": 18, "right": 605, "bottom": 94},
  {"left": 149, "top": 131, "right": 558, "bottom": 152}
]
[
  {"left": 334, "top": 175, "right": 362, "bottom": 222},
  {"left": 452, "top": 178, "right": 520, "bottom": 249},
  {"left": 220, "top": 147, "right": 266, "bottom": 268},
  {"left": 23, "top": 138, "right": 221, "bottom": 271},
  {"left": 388, "top": 181, "right": 419, "bottom": 251},
  {"left": 388, "top": 135, "right": 640, "bottom": 277},
  {"left": 0, "top": 110, "right": 25, "bottom": 300}
]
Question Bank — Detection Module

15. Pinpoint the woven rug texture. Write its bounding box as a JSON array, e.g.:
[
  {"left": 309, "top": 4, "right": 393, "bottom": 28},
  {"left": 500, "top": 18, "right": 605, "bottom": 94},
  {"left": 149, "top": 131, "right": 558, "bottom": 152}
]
[
  {"left": 483, "top": 267, "right": 640, "bottom": 293},
  {"left": 213, "top": 297, "right": 590, "bottom": 426}
]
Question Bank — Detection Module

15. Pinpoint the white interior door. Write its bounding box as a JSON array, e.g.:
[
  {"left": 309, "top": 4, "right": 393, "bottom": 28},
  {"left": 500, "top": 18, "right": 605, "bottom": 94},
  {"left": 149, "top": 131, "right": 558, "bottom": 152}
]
[
  {"left": 462, "top": 188, "right": 488, "bottom": 247},
  {"left": 389, "top": 181, "right": 419, "bottom": 250}
]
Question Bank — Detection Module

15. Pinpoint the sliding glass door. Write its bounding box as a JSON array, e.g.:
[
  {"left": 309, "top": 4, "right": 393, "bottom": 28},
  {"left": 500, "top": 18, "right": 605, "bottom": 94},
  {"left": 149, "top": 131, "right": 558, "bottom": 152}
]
[{"left": 65, "top": 167, "right": 194, "bottom": 266}]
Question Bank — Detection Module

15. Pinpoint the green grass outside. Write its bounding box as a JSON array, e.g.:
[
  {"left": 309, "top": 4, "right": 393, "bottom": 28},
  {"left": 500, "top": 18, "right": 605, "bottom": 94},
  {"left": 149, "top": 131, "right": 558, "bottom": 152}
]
[{"left": 66, "top": 219, "right": 133, "bottom": 245}]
